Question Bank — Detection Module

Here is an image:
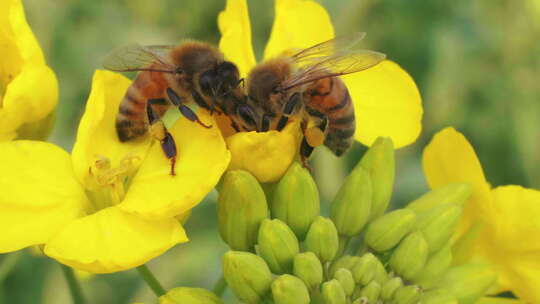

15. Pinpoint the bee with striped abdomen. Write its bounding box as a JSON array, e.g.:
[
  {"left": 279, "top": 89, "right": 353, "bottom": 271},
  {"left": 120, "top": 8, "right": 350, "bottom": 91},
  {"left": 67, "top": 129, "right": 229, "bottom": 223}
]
[
  {"left": 244, "top": 33, "right": 386, "bottom": 165},
  {"left": 103, "top": 41, "right": 253, "bottom": 175}
]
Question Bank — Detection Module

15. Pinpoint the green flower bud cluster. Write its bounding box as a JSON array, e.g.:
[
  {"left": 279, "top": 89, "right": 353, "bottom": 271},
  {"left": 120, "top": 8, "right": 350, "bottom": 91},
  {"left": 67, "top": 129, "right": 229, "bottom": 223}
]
[{"left": 217, "top": 137, "right": 495, "bottom": 304}]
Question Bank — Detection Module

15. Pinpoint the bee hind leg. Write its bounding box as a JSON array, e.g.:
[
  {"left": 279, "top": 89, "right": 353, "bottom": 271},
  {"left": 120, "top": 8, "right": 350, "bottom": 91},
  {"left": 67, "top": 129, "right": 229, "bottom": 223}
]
[
  {"left": 166, "top": 88, "right": 212, "bottom": 129},
  {"left": 147, "top": 103, "right": 177, "bottom": 176}
]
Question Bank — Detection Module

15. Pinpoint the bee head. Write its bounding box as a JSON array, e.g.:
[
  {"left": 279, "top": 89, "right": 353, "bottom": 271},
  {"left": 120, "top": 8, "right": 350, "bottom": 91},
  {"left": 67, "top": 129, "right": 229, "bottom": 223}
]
[{"left": 199, "top": 61, "right": 240, "bottom": 97}]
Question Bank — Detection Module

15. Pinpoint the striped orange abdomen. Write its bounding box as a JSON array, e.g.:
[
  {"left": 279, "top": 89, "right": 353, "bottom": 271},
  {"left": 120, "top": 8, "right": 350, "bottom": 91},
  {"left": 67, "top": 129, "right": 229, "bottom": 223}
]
[
  {"left": 304, "top": 77, "right": 355, "bottom": 156},
  {"left": 116, "top": 69, "right": 171, "bottom": 141}
]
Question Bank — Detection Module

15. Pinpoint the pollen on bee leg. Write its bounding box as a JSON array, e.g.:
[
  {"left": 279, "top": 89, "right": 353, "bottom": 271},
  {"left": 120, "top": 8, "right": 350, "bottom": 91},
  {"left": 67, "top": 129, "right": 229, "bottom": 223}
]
[
  {"left": 305, "top": 126, "right": 325, "bottom": 147},
  {"left": 149, "top": 121, "right": 167, "bottom": 140}
]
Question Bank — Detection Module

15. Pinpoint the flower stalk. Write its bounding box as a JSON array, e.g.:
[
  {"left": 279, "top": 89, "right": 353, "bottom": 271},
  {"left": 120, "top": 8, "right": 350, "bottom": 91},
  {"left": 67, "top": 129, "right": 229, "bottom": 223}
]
[
  {"left": 136, "top": 265, "right": 166, "bottom": 297},
  {"left": 60, "top": 264, "right": 87, "bottom": 304}
]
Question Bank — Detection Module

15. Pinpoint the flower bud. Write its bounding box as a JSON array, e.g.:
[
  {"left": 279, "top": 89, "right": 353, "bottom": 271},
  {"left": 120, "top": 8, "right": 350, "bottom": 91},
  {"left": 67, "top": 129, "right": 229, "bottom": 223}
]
[
  {"left": 358, "top": 281, "right": 381, "bottom": 303},
  {"left": 293, "top": 252, "right": 323, "bottom": 290},
  {"left": 305, "top": 216, "right": 339, "bottom": 263},
  {"left": 393, "top": 285, "right": 422, "bottom": 304},
  {"left": 407, "top": 183, "right": 472, "bottom": 213},
  {"left": 159, "top": 287, "right": 223, "bottom": 304},
  {"left": 321, "top": 279, "right": 347, "bottom": 304},
  {"left": 365, "top": 209, "right": 416, "bottom": 252},
  {"left": 421, "top": 288, "right": 458, "bottom": 304},
  {"left": 330, "top": 166, "right": 372, "bottom": 236},
  {"left": 351, "top": 298, "right": 366, "bottom": 304},
  {"left": 436, "top": 263, "right": 496, "bottom": 304},
  {"left": 328, "top": 255, "right": 360, "bottom": 278},
  {"left": 389, "top": 231, "right": 429, "bottom": 280},
  {"left": 223, "top": 251, "right": 272, "bottom": 304},
  {"left": 415, "top": 203, "right": 462, "bottom": 253},
  {"left": 218, "top": 170, "right": 268, "bottom": 251},
  {"left": 371, "top": 256, "right": 388, "bottom": 284},
  {"left": 271, "top": 162, "right": 320, "bottom": 240},
  {"left": 333, "top": 268, "right": 355, "bottom": 296},
  {"left": 257, "top": 219, "right": 300, "bottom": 274},
  {"left": 271, "top": 274, "right": 310, "bottom": 304},
  {"left": 380, "top": 277, "right": 403, "bottom": 301},
  {"left": 358, "top": 137, "right": 395, "bottom": 219},
  {"left": 412, "top": 244, "right": 452, "bottom": 287},
  {"left": 351, "top": 253, "right": 378, "bottom": 285}
]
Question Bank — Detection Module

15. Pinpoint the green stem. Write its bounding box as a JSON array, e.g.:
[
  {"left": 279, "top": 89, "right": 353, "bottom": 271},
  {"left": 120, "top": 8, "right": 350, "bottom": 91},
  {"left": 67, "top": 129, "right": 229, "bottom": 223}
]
[
  {"left": 60, "top": 264, "right": 87, "bottom": 304},
  {"left": 0, "top": 252, "right": 22, "bottom": 283},
  {"left": 212, "top": 274, "right": 227, "bottom": 297},
  {"left": 136, "top": 265, "right": 166, "bottom": 297}
]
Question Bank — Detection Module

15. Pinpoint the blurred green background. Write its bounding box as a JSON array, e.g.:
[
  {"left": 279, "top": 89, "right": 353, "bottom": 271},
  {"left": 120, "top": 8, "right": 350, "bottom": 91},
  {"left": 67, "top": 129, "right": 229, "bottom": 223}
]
[{"left": 1, "top": 0, "right": 539, "bottom": 303}]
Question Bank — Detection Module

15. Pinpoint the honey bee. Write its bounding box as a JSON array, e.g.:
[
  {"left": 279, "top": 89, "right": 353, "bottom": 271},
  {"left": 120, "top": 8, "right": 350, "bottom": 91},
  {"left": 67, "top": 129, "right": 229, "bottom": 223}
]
[
  {"left": 103, "top": 41, "right": 254, "bottom": 175},
  {"left": 242, "top": 33, "right": 386, "bottom": 165}
]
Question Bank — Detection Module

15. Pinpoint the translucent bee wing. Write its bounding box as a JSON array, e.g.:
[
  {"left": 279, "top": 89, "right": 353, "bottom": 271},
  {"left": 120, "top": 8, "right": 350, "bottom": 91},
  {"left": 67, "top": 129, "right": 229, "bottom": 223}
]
[
  {"left": 291, "top": 32, "right": 367, "bottom": 63},
  {"left": 281, "top": 50, "right": 386, "bottom": 91},
  {"left": 102, "top": 43, "right": 176, "bottom": 73}
]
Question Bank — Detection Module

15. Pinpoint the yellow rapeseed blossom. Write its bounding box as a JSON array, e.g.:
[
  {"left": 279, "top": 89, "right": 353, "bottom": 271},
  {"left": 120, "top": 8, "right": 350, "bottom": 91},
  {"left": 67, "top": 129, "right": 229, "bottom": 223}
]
[
  {"left": 0, "top": 70, "right": 230, "bottom": 273},
  {"left": 217, "top": 0, "right": 422, "bottom": 182},
  {"left": 423, "top": 127, "right": 540, "bottom": 303},
  {"left": 0, "top": 0, "right": 58, "bottom": 141}
]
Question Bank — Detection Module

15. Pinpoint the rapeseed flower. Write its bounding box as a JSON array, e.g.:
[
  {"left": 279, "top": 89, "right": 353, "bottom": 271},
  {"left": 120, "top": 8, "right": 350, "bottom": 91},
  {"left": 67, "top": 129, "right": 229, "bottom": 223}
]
[
  {"left": 0, "top": 70, "right": 230, "bottom": 273},
  {"left": 217, "top": 0, "right": 423, "bottom": 182},
  {"left": 423, "top": 127, "right": 540, "bottom": 303},
  {"left": 0, "top": 0, "right": 58, "bottom": 141}
]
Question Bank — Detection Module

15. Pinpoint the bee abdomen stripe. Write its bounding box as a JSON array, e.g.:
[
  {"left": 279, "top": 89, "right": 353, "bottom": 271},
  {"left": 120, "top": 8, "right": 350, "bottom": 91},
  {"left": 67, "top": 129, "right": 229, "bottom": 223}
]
[
  {"left": 327, "top": 90, "right": 351, "bottom": 113},
  {"left": 329, "top": 127, "right": 355, "bottom": 138},
  {"left": 119, "top": 105, "right": 137, "bottom": 117},
  {"left": 305, "top": 107, "right": 325, "bottom": 119},
  {"left": 331, "top": 114, "right": 355, "bottom": 125}
]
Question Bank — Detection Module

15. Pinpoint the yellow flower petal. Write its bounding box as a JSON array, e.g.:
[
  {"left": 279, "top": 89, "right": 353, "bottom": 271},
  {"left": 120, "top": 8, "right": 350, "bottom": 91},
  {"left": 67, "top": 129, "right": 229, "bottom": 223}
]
[
  {"left": 422, "top": 127, "right": 493, "bottom": 236},
  {"left": 0, "top": 0, "right": 45, "bottom": 65},
  {"left": 481, "top": 186, "right": 540, "bottom": 303},
  {"left": 490, "top": 186, "right": 540, "bottom": 252},
  {"left": 501, "top": 254, "right": 540, "bottom": 304},
  {"left": 72, "top": 70, "right": 151, "bottom": 189},
  {"left": 342, "top": 60, "right": 422, "bottom": 148},
  {"left": 2, "top": 64, "right": 58, "bottom": 123},
  {"left": 0, "top": 141, "right": 87, "bottom": 253},
  {"left": 119, "top": 109, "right": 231, "bottom": 219},
  {"left": 44, "top": 207, "right": 187, "bottom": 273},
  {"left": 218, "top": 0, "right": 256, "bottom": 78},
  {"left": 226, "top": 121, "right": 300, "bottom": 183},
  {"left": 264, "top": 0, "right": 334, "bottom": 60},
  {"left": 0, "top": 0, "right": 58, "bottom": 140}
]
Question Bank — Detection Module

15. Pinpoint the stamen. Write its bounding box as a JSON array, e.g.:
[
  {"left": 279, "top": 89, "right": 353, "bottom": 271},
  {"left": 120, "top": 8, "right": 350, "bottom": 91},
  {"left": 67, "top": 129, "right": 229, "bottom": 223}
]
[{"left": 88, "top": 154, "right": 141, "bottom": 207}]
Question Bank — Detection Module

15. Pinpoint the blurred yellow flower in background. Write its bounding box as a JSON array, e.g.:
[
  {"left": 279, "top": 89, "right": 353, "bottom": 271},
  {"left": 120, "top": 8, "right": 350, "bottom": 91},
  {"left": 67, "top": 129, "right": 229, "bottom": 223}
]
[
  {"left": 0, "top": 0, "right": 58, "bottom": 141},
  {"left": 217, "top": 0, "right": 422, "bottom": 182},
  {"left": 423, "top": 127, "right": 540, "bottom": 303},
  {"left": 0, "top": 70, "right": 230, "bottom": 273}
]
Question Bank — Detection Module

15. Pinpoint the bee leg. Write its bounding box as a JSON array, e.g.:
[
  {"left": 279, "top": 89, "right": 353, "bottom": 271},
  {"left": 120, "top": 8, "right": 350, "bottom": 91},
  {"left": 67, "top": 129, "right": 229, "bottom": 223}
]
[
  {"left": 300, "top": 137, "right": 314, "bottom": 169},
  {"left": 236, "top": 78, "right": 245, "bottom": 90},
  {"left": 166, "top": 88, "right": 212, "bottom": 129},
  {"left": 179, "top": 104, "right": 212, "bottom": 128},
  {"left": 147, "top": 104, "right": 177, "bottom": 176},
  {"left": 277, "top": 92, "right": 301, "bottom": 131}
]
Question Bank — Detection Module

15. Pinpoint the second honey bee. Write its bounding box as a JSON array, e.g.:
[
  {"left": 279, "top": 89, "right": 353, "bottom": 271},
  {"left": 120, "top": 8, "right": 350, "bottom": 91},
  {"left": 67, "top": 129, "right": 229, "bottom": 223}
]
[
  {"left": 103, "top": 41, "right": 255, "bottom": 175},
  {"left": 241, "top": 33, "right": 386, "bottom": 164}
]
